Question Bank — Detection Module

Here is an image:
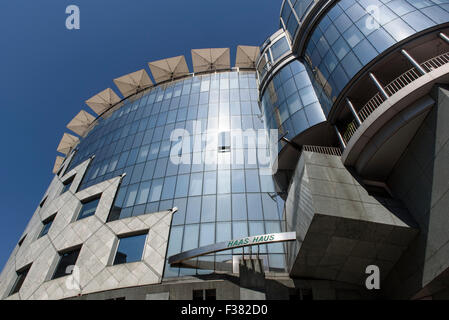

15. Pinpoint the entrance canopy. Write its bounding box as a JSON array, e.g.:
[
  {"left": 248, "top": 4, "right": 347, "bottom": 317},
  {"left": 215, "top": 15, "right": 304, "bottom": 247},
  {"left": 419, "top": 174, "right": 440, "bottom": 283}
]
[{"left": 168, "top": 231, "right": 296, "bottom": 265}]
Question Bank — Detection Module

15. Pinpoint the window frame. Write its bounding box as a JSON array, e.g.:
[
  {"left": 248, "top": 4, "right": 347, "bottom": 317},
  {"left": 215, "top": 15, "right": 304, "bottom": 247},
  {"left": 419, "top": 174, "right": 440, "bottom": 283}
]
[
  {"left": 76, "top": 195, "right": 101, "bottom": 221},
  {"left": 38, "top": 214, "right": 56, "bottom": 239},
  {"left": 51, "top": 246, "right": 81, "bottom": 280},
  {"left": 9, "top": 264, "right": 32, "bottom": 296},
  {"left": 61, "top": 175, "right": 75, "bottom": 195},
  {"left": 112, "top": 232, "right": 148, "bottom": 266}
]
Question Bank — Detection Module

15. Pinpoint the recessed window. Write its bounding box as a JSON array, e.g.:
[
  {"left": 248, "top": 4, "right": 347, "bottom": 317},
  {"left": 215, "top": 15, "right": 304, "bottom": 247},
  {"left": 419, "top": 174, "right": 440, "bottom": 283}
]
[
  {"left": 39, "top": 215, "right": 56, "bottom": 238},
  {"left": 61, "top": 176, "right": 75, "bottom": 194},
  {"left": 113, "top": 233, "right": 147, "bottom": 265},
  {"left": 52, "top": 247, "right": 81, "bottom": 280},
  {"left": 77, "top": 196, "right": 100, "bottom": 220},
  {"left": 218, "top": 131, "right": 230, "bottom": 152},
  {"left": 9, "top": 265, "right": 31, "bottom": 296},
  {"left": 192, "top": 289, "right": 216, "bottom": 301}
]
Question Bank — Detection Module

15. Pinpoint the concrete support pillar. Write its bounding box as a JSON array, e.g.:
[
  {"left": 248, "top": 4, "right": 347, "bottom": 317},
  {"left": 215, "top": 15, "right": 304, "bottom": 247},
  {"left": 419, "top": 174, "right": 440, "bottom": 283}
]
[
  {"left": 401, "top": 49, "right": 426, "bottom": 75},
  {"left": 369, "top": 72, "right": 389, "bottom": 100},
  {"left": 346, "top": 98, "right": 362, "bottom": 126}
]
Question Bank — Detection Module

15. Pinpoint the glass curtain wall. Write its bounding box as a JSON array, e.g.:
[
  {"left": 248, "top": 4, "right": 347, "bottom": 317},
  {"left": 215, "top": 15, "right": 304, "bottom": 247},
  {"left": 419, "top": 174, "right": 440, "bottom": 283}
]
[{"left": 66, "top": 71, "right": 286, "bottom": 277}]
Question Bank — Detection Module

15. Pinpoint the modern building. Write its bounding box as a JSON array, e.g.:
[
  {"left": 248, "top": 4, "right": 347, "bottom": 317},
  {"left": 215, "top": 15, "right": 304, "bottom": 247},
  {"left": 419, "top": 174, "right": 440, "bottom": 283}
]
[{"left": 1, "top": 0, "right": 449, "bottom": 300}]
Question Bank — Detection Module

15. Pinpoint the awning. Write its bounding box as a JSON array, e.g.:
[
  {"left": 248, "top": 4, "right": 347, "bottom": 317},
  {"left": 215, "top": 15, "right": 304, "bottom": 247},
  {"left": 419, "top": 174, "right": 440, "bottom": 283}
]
[
  {"left": 235, "top": 45, "right": 260, "bottom": 69},
  {"left": 191, "top": 48, "right": 230, "bottom": 73},
  {"left": 148, "top": 55, "right": 190, "bottom": 83},
  {"left": 57, "top": 133, "right": 79, "bottom": 155},
  {"left": 53, "top": 156, "right": 65, "bottom": 174},
  {"left": 66, "top": 110, "right": 96, "bottom": 136},
  {"left": 113, "top": 69, "right": 152, "bottom": 97},
  {"left": 85, "top": 88, "right": 121, "bottom": 116}
]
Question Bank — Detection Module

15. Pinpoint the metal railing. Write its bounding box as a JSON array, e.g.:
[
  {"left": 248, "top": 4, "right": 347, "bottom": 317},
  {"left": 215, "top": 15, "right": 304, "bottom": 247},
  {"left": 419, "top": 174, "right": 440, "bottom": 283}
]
[
  {"left": 384, "top": 67, "right": 421, "bottom": 96},
  {"left": 422, "top": 51, "right": 449, "bottom": 72},
  {"left": 341, "top": 51, "right": 449, "bottom": 144},
  {"left": 303, "top": 145, "right": 342, "bottom": 156},
  {"left": 358, "top": 92, "right": 386, "bottom": 122}
]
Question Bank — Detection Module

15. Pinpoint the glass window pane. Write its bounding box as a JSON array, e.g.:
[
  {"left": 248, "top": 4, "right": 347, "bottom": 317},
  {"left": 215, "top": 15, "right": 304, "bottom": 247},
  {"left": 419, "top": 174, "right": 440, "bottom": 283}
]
[
  {"left": 183, "top": 224, "right": 199, "bottom": 251},
  {"left": 216, "top": 222, "right": 231, "bottom": 242},
  {"left": 148, "top": 178, "right": 163, "bottom": 202},
  {"left": 217, "top": 170, "right": 231, "bottom": 194},
  {"left": 201, "top": 195, "right": 216, "bottom": 222},
  {"left": 189, "top": 172, "right": 203, "bottom": 196},
  {"left": 247, "top": 193, "right": 263, "bottom": 220},
  {"left": 167, "top": 226, "right": 183, "bottom": 256},
  {"left": 161, "top": 176, "right": 177, "bottom": 200},
  {"left": 78, "top": 197, "right": 100, "bottom": 220},
  {"left": 175, "top": 174, "right": 189, "bottom": 198},
  {"left": 186, "top": 196, "right": 201, "bottom": 224},
  {"left": 113, "top": 234, "right": 147, "bottom": 265},
  {"left": 52, "top": 248, "right": 81, "bottom": 279},
  {"left": 245, "top": 169, "right": 260, "bottom": 192},
  {"left": 203, "top": 171, "right": 217, "bottom": 195},
  {"left": 232, "top": 193, "right": 247, "bottom": 220},
  {"left": 232, "top": 221, "right": 248, "bottom": 238},
  {"left": 262, "top": 193, "right": 280, "bottom": 220},
  {"left": 135, "top": 181, "right": 151, "bottom": 205},
  {"left": 217, "top": 194, "right": 231, "bottom": 221},
  {"left": 200, "top": 223, "right": 215, "bottom": 246},
  {"left": 231, "top": 170, "right": 245, "bottom": 193}
]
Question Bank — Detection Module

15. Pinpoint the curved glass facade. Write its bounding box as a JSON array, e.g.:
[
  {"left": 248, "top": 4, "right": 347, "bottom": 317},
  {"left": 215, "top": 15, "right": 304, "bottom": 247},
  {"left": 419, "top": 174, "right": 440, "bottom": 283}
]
[
  {"left": 260, "top": 59, "right": 326, "bottom": 152},
  {"left": 281, "top": 0, "right": 314, "bottom": 40},
  {"left": 66, "top": 71, "right": 286, "bottom": 277},
  {"left": 257, "top": 31, "right": 291, "bottom": 83},
  {"left": 294, "top": 0, "right": 449, "bottom": 114}
]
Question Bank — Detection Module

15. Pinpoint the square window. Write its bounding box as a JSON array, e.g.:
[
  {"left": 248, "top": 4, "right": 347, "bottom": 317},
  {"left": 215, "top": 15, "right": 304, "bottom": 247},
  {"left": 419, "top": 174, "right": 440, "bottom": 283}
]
[
  {"left": 52, "top": 247, "right": 81, "bottom": 279},
  {"left": 77, "top": 196, "right": 100, "bottom": 220},
  {"left": 39, "top": 215, "right": 56, "bottom": 238},
  {"left": 9, "top": 265, "right": 31, "bottom": 296},
  {"left": 113, "top": 233, "right": 147, "bottom": 265}
]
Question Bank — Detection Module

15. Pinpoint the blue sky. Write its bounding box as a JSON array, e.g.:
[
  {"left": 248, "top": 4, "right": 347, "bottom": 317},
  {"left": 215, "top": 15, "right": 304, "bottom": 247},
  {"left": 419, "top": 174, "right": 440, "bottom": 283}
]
[{"left": 0, "top": 0, "right": 280, "bottom": 270}]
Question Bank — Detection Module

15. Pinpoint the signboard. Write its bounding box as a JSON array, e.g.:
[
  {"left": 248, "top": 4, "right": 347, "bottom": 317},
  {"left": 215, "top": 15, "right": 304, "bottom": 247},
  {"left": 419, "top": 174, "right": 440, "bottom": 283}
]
[{"left": 168, "top": 231, "right": 296, "bottom": 265}]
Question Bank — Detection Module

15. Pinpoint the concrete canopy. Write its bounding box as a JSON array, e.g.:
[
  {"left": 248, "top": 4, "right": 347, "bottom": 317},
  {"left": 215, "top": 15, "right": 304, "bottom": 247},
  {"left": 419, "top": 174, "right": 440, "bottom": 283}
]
[
  {"left": 148, "top": 56, "right": 189, "bottom": 83},
  {"left": 235, "top": 45, "right": 260, "bottom": 68},
  {"left": 57, "top": 133, "right": 79, "bottom": 155},
  {"left": 66, "top": 110, "right": 96, "bottom": 136},
  {"left": 191, "top": 48, "right": 230, "bottom": 73},
  {"left": 85, "top": 88, "right": 121, "bottom": 116},
  {"left": 113, "top": 69, "right": 153, "bottom": 97}
]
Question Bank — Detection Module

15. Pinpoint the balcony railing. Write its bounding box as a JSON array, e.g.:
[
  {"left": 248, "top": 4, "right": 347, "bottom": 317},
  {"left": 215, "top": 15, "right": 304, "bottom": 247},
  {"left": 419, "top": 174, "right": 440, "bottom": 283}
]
[
  {"left": 342, "top": 51, "right": 449, "bottom": 144},
  {"left": 303, "top": 145, "right": 342, "bottom": 156}
]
